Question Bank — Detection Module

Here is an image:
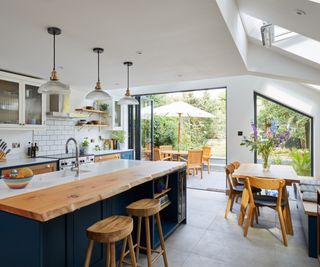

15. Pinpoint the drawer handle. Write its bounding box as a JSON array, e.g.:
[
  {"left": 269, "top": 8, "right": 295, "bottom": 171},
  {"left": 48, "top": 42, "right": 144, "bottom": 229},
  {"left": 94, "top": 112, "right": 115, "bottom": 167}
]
[
  {"left": 99, "top": 157, "right": 102, "bottom": 160},
  {"left": 46, "top": 164, "right": 51, "bottom": 168}
]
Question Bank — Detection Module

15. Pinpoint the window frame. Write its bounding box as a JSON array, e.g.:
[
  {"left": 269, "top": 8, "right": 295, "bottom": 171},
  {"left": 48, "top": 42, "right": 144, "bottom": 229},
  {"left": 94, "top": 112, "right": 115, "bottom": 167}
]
[{"left": 253, "top": 92, "right": 314, "bottom": 176}]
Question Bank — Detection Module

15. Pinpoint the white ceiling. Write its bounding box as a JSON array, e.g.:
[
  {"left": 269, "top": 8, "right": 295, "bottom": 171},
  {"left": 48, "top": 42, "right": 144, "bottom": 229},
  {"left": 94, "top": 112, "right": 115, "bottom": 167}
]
[
  {"left": 0, "top": 0, "right": 246, "bottom": 91},
  {"left": 237, "top": 0, "right": 320, "bottom": 42}
]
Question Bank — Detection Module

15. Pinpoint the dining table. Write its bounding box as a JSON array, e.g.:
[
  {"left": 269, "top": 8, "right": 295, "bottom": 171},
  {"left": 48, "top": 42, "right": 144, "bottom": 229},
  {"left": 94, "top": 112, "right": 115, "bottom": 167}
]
[
  {"left": 143, "top": 149, "right": 189, "bottom": 161},
  {"left": 234, "top": 163, "right": 300, "bottom": 236}
]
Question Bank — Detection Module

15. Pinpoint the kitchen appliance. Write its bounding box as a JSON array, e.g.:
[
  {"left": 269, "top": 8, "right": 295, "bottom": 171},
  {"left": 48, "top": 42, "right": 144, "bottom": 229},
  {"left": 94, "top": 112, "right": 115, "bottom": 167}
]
[{"left": 40, "top": 153, "right": 94, "bottom": 170}]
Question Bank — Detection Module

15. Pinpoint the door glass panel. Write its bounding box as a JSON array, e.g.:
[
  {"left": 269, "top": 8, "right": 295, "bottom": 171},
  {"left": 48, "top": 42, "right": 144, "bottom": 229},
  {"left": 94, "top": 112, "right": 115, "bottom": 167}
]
[
  {"left": 141, "top": 97, "right": 153, "bottom": 160},
  {"left": 0, "top": 79, "right": 20, "bottom": 124},
  {"left": 25, "top": 84, "right": 42, "bottom": 125},
  {"left": 114, "top": 101, "right": 122, "bottom": 127}
]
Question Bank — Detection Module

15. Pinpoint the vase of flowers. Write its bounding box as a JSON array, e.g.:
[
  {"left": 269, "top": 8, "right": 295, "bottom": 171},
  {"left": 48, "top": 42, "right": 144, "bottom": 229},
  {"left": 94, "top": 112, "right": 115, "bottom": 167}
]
[{"left": 241, "top": 120, "right": 290, "bottom": 171}]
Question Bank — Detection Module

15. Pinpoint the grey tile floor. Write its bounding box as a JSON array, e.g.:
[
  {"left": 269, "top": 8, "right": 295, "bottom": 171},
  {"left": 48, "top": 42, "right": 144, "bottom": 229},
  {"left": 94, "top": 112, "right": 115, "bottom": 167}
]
[{"left": 127, "top": 189, "right": 319, "bottom": 267}]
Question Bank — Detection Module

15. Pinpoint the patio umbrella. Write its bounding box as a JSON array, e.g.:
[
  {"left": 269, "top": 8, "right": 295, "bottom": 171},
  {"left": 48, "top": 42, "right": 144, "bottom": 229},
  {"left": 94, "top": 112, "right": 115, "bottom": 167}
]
[{"left": 152, "top": 101, "right": 214, "bottom": 150}]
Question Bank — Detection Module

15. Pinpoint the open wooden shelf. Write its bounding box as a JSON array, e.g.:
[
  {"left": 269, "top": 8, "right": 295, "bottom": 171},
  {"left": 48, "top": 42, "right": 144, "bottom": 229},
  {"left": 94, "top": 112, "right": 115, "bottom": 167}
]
[
  {"left": 75, "top": 124, "right": 111, "bottom": 131},
  {"left": 154, "top": 188, "right": 172, "bottom": 199},
  {"left": 159, "top": 201, "right": 171, "bottom": 211},
  {"left": 75, "top": 108, "right": 109, "bottom": 115}
]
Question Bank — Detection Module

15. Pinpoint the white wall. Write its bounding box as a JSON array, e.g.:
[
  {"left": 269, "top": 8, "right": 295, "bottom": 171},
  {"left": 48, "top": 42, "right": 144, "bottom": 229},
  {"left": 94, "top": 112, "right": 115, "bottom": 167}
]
[{"left": 118, "top": 74, "right": 320, "bottom": 176}]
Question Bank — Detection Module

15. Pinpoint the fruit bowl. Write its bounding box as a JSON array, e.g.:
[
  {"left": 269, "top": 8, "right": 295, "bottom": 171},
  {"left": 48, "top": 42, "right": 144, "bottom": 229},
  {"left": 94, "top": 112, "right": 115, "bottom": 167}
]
[
  {"left": 2, "top": 168, "right": 34, "bottom": 189},
  {"left": 2, "top": 176, "right": 34, "bottom": 189}
]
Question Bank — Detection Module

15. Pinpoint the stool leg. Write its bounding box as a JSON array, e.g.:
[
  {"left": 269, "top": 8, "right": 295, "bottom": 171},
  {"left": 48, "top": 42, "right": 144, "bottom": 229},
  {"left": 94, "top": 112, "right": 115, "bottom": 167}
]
[
  {"left": 119, "top": 238, "right": 126, "bottom": 267},
  {"left": 144, "top": 216, "right": 152, "bottom": 267},
  {"left": 156, "top": 213, "right": 168, "bottom": 267},
  {"left": 106, "top": 243, "right": 110, "bottom": 267},
  {"left": 135, "top": 216, "right": 142, "bottom": 261},
  {"left": 110, "top": 242, "right": 116, "bottom": 267},
  {"left": 128, "top": 234, "right": 137, "bottom": 267},
  {"left": 84, "top": 240, "right": 94, "bottom": 267}
]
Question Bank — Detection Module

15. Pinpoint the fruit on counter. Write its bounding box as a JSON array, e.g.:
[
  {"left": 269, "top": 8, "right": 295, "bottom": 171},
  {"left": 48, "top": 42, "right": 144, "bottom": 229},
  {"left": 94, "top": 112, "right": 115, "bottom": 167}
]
[
  {"left": 18, "top": 168, "right": 33, "bottom": 178},
  {"left": 3, "top": 168, "right": 34, "bottom": 179}
]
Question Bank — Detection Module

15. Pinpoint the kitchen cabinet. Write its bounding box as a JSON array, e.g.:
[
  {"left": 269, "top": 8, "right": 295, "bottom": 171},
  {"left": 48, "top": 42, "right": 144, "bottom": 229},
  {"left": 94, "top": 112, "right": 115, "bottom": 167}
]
[
  {"left": 2, "top": 162, "right": 57, "bottom": 176},
  {"left": 0, "top": 71, "right": 46, "bottom": 129},
  {"left": 94, "top": 153, "right": 120, "bottom": 163}
]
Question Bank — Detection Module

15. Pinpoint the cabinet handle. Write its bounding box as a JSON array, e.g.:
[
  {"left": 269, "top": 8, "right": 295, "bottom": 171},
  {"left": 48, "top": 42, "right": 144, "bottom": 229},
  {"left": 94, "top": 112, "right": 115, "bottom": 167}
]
[
  {"left": 46, "top": 164, "right": 51, "bottom": 168},
  {"left": 99, "top": 157, "right": 102, "bottom": 160}
]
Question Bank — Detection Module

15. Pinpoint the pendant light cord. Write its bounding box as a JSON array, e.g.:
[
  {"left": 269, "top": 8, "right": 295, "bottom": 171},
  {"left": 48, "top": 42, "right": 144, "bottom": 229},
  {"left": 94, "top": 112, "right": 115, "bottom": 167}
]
[
  {"left": 97, "top": 51, "right": 100, "bottom": 82},
  {"left": 53, "top": 33, "right": 56, "bottom": 71},
  {"left": 127, "top": 63, "right": 130, "bottom": 90}
]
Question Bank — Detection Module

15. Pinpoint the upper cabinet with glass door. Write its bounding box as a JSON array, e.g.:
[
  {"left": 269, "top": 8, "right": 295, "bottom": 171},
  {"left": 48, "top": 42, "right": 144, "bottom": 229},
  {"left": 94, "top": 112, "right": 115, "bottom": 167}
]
[
  {"left": 0, "top": 78, "right": 20, "bottom": 126},
  {"left": 0, "top": 71, "right": 46, "bottom": 129}
]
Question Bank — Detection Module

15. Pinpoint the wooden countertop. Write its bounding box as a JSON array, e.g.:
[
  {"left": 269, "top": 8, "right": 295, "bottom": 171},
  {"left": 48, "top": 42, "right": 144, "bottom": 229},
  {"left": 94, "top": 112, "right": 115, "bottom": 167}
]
[{"left": 0, "top": 160, "right": 185, "bottom": 222}]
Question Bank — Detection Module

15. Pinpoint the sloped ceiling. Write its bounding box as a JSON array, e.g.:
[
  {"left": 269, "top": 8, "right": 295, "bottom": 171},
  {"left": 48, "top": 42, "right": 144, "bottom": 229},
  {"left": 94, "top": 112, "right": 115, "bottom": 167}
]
[{"left": 0, "top": 0, "right": 246, "bottom": 90}]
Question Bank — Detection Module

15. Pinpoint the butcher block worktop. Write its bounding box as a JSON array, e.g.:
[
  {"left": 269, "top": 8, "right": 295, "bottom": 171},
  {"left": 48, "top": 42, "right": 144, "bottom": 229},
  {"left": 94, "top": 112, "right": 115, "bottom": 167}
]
[{"left": 0, "top": 160, "right": 185, "bottom": 222}]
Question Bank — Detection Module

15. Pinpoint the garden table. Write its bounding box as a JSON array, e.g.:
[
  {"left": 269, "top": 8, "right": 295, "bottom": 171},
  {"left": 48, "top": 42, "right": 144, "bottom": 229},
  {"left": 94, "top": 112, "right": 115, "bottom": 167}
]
[
  {"left": 143, "top": 150, "right": 188, "bottom": 161},
  {"left": 234, "top": 163, "right": 300, "bottom": 235}
]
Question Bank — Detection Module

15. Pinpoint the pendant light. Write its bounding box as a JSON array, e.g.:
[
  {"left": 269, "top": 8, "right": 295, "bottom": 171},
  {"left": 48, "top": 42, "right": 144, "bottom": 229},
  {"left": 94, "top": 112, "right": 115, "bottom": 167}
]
[
  {"left": 85, "top": 48, "right": 111, "bottom": 100},
  {"left": 118, "top": 61, "right": 139, "bottom": 105},
  {"left": 38, "top": 27, "right": 70, "bottom": 95}
]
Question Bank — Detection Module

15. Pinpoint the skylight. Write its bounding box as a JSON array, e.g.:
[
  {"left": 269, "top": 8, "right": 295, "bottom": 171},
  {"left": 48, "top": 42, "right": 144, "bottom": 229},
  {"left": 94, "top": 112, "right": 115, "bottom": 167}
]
[{"left": 240, "top": 13, "right": 320, "bottom": 65}]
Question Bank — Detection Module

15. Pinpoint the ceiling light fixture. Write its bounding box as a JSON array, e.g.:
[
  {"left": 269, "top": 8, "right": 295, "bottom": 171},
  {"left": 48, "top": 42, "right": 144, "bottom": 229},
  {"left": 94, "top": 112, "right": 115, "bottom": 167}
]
[
  {"left": 85, "top": 48, "right": 111, "bottom": 100},
  {"left": 295, "top": 9, "right": 306, "bottom": 15},
  {"left": 38, "top": 27, "right": 70, "bottom": 95},
  {"left": 118, "top": 62, "right": 139, "bottom": 105}
]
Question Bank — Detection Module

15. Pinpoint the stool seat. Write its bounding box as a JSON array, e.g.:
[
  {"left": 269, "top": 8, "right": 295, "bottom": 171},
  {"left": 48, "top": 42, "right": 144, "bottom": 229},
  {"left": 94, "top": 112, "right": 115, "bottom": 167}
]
[
  {"left": 87, "top": 215, "right": 133, "bottom": 243},
  {"left": 127, "top": 199, "right": 160, "bottom": 217}
]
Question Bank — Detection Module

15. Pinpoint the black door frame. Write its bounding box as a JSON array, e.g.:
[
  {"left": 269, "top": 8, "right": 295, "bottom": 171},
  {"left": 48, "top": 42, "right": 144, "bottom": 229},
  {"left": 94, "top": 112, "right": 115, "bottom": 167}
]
[
  {"left": 253, "top": 92, "right": 314, "bottom": 176},
  {"left": 128, "top": 96, "right": 154, "bottom": 160},
  {"left": 129, "top": 87, "right": 227, "bottom": 166}
]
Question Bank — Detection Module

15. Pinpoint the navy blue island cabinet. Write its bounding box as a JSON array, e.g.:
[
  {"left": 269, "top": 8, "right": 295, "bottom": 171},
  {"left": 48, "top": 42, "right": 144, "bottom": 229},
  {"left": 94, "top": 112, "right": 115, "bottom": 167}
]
[{"left": 0, "top": 162, "right": 186, "bottom": 267}]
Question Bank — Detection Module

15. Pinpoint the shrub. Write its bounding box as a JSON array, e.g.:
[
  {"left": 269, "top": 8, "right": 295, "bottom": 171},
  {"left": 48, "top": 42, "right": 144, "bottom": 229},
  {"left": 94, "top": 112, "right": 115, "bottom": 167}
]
[{"left": 289, "top": 149, "right": 311, "bottom": 176}]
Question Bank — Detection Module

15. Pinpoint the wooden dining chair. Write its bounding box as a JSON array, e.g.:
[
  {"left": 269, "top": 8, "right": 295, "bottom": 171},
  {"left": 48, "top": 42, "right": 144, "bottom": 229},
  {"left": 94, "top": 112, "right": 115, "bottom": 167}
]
[
  {"left": 181, "top": 149, "right": 203, "bottom": 179},
  {"left": 242, "top": 176, "right": 288, "bottom": 246},
  {"left": 224, "top": 164, "right": 244, "bottom": 219},
  {"left": 230, "top": 161, "right": 244, "bottom": 202},
  {"left": 202, "top": 146, "right": 212, "bottom": 174},
  {"left": 159, "top": 145, "right": 173, "bottom": 160},
  {"left": 154, "top": 148, "right": 171, "bottom": 161}
]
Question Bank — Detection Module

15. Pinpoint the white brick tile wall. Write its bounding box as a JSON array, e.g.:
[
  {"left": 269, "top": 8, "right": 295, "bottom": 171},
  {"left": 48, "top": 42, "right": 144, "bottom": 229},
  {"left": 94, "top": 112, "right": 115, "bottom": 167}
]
[{"left": 33, "top": 118, "right": 76, "bottom": 155}]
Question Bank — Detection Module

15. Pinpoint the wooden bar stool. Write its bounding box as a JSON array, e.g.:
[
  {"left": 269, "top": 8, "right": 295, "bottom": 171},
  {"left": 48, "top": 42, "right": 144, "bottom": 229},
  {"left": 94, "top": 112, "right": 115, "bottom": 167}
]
[
  {"left": 119, "top": 199, "right": 168, "bottom": 267},
  {"left": 84, "top": 215, "right": 137, "bottom": 267}
]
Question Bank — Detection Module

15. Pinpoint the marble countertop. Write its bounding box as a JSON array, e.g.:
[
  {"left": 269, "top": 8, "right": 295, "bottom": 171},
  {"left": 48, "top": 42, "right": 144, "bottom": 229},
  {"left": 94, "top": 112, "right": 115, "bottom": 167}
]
[{"left": 0, "top": 158, "right": 58, "bottom": 170}]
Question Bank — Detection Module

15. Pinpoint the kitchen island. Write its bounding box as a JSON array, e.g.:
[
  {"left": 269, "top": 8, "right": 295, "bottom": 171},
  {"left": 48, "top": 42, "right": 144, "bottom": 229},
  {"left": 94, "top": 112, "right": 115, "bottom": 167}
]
[{"left": 0, "top": 160, "right": 186, "bottom": 267}]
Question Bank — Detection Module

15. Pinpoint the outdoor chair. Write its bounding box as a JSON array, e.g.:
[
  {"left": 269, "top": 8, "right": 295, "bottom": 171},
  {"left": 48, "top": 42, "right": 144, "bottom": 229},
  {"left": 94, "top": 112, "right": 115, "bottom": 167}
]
[
  {"left": 154, "top": 148, "right": 171, "bottom": 161},
  {"left": 159, "top": 145, "right": 174, "bottom": 160},
  {"left": 202, "top": 146, "right": 212, "bottom": 174},
  {"left": 181, "top": 149, "right": 203, "bottom": 179},
  {"left": 241, "top": 176, "right": 288, "bottom": 246}
]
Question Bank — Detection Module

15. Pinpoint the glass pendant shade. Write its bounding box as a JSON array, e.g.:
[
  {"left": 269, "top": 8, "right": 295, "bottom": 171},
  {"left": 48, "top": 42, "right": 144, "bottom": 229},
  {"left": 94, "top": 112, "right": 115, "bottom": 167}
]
[
  {"left": 118, "top": 95, "right": 139, "bottom": 105},
  {"left": 38, "top": 27, "right": 70, "bottom": 95},
  {"left": 85, "top": 88, "right": 111, "bottom": 100},
  {"left": 38, "top": 79, "right": 70, "bottom": 95},
  {"left": 85, "top": 47, "right": 111, "bottom": 100},
  {"left": 119, "top": 61, "right": 139, "bottom": 106}
]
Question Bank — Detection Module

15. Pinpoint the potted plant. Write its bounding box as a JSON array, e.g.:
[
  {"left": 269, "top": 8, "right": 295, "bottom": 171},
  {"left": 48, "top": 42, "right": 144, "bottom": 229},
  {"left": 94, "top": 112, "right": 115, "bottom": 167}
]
[
  {"left": 112, "top": 131, "right": 126, "bottom": 150},
  {"left": 240, "top": 120, "right": 290, "bottom": 171},
  {"left": 80, "top": 137, "right": 90, "bottom": 155}
]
